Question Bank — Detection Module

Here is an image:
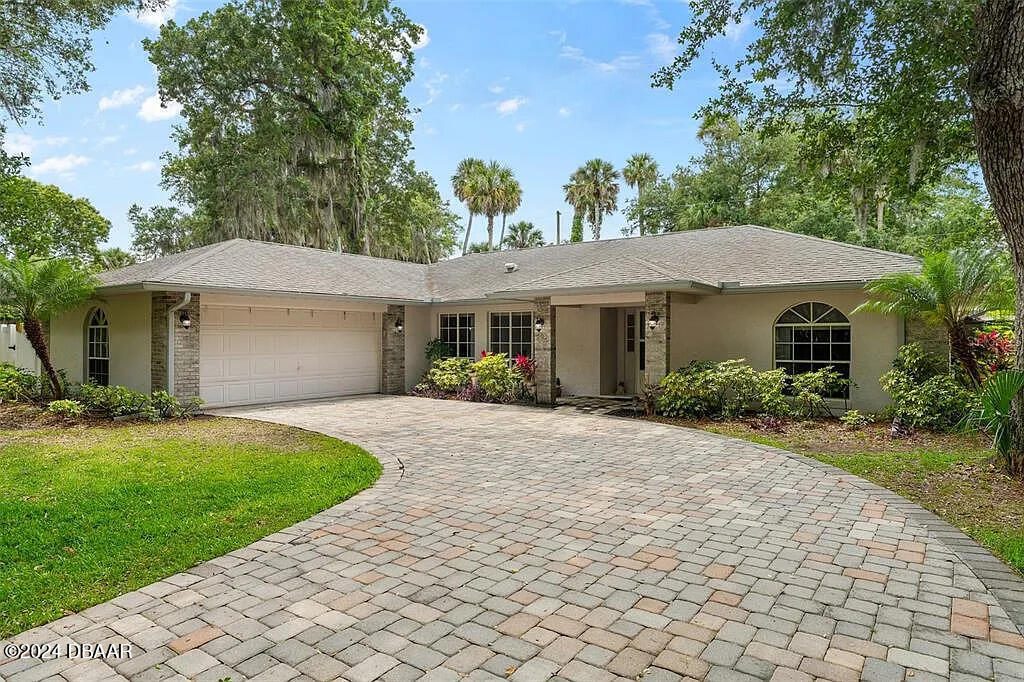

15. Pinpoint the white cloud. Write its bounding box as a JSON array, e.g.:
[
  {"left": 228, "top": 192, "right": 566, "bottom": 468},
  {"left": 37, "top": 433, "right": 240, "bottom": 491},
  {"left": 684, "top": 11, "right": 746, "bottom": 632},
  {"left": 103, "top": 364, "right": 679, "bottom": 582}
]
[
  {"left": 2, "top": 134, "right": 69, "bottom": 157},
  {"left": 127, "top": 160, "right": 157, "bottom": 172},
  {"left": 724, "top": 16, "right": 751, "bottom": 41},
  {"left": 488, "top": 85, "right": 505, "bottom": 94},
  {"left": 138, "top": 94, "right": 183, "bottom": 122},
  {"left": 515, "top": 122, "right": 527, "bottom": 133},
  {"left": 646, "top": 33, "right": 677, "bottom": 64},
  {"left": 135, "top": 0, "right": 178, "bottom": 28},
  {"left": 496, "top": 96, "right": 527, "bottom": 116},
  {"left": 558, "top": 41, "right": 640, "bottom": 73},
  {"left": 449, "top": 103, "right": 463, "bottom": 112},
  {"left": 558, "top": 106, "right": 572, "bottom": 118},
  {"left": 98, "top": 85, "right": 146, "bottom": 111},
  {"left": 31, "top": 154, "right": 89, "bottom": 176},
  {"left": 423, "top": 71, "right": 448, "bottom": 106},
  {"left": 97, "top": 135, "right": 120, "bottom": 146},
  {"left": 123, "top": 147, "right": 138, "bottom": 156}
]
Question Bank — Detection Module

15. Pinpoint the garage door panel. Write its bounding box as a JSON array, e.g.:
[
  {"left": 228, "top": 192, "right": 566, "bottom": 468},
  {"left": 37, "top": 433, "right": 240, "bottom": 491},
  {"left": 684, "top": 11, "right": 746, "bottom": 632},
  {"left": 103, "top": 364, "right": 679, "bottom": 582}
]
[{"left": 200, "top": 303, "right": 380, "bottom": 407}]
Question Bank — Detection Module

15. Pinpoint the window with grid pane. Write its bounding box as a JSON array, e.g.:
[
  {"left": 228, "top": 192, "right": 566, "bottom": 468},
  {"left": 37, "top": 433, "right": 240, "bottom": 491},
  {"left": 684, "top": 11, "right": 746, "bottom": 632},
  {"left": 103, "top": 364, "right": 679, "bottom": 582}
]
[
  {"left": 774, "top": 302, "right": 850, "bottom": 398},
  {"left": 86, "top": 308, "right": 109, "bottom": 386},
  {"left": 489, "top": 312, "right": 532, "bottom": 358},
  {"left": 439, "top": 313, "right": 475, "bottom": 358}
]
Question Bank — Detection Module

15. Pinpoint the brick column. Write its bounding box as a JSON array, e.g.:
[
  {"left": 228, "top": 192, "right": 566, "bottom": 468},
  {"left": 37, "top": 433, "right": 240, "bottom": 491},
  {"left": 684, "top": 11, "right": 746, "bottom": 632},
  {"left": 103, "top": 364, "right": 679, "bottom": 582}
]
[
  {"left": 644, "top": 291, "right": 671, "bottom": 387},
  {"left": 533, "top": 297, "right": 557, "bottom": 404},
  {"left": 151, "top": 292, "right": 200, "bottom": 399},
  {"left": 381, "top": 304, "right": 406, "bottom": 395}
]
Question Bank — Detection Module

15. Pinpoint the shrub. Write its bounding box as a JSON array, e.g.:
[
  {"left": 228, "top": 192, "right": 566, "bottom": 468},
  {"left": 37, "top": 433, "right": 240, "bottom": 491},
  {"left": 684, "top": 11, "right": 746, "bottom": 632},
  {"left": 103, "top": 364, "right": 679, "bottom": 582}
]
[
  {"left": 411, "top": 382, "right": 449, "bottom": 399},
  {"left": 882, "top": 344, "right": 978, "bottom": 431},
  {"left": 47, "top": 399, "right": 84, "bottom": 417},
  {"left": 790, "top": 367, "right": 849, "bottom": 418},
  {"left": 426, "top": 357, "right": 473, "bottom": 392},
  {"left": 656, "top": 360, "right": 790, "bottom": 418},
  {"left": 78, "top": 383, "right": 151, "bottom": 418},
  {"left": 0, "top": 363, "right": 41, "bottom": 402},
  {"left": 455, "top": 383, "right": 489, "bottom": 402},
  {"left": 425, "top": 337, "right": 451, "bottom": 364},
  {"left": 513, "top": 354, "right": 536, "bottom": 383},
  {"left": 840, "top": 409, "right": 871, "bottom": 429},
  {"left": 971, "top": 329, "right": 1014, "bottom": 378},
  {"left": 472, "top": 353, "right": 520, "bottom": 402}
]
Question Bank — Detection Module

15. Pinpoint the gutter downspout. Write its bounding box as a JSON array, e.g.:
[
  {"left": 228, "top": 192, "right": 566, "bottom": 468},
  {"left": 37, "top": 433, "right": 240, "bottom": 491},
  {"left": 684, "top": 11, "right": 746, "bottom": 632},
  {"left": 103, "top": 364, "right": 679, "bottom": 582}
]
[{"left": 167, "top": 292, "right": 191, "bottom": 396}]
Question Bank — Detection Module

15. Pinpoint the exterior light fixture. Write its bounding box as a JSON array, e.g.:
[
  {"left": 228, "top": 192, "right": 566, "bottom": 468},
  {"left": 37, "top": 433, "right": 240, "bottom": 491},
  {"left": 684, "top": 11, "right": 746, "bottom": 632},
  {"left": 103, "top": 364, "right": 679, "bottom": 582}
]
[
  {"left": 179, "top": 311, "right": 192, "bottom": 329},
  {"left": 534, "top": 318, "right": 545, "bottom": 332},
  {"left": 647, "top": 313, "right": 659, "bottom": 330},
  {"left": 395, "top": 318, "right": 404, "bottom": 333}
]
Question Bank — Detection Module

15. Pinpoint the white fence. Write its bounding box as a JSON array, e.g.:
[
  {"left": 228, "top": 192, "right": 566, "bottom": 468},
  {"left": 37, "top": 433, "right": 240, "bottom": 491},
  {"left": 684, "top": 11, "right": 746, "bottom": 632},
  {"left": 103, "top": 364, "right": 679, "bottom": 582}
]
[{"left": 0, "top": 323, "right": 40, "bottom": 373}]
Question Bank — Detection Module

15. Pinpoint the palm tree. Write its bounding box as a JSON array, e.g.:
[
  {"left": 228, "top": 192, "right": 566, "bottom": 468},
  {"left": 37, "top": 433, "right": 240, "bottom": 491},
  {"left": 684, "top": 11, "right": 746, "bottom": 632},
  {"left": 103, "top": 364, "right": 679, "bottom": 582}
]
[
  {"left": 0, "top": 257, "right": 99, "bottom": 399},
  {"left": 853, "top": 248, "right": 1013, "bottom": 388},
  {"left": 94, "top": 248, "right": 137, "bottom": 270},
  {"left": 503, "top": 221, "right": 545, "bottom": 250},
  {"left": 498, "top": 174, "right": 522, "bottom": 248},
  {"left": 476, "top": 161, "right": 515, "bottom": 251},
  {"left": 623, "top": 153, "right": 659, "bottom": 235},
  {"left": 452, "top": 158, "right": 486, "bottom": 255},
  {"left": 563, "top": 159, "right": 620, "bottom": 240}
]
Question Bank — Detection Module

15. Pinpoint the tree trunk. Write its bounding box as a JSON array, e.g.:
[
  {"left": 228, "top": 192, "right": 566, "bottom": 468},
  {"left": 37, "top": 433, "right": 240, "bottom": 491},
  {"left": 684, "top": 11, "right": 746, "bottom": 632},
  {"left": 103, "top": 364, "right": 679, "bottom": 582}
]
[
  {"left": 22, "top": 316, "right": 62, "bottom": 400},
  {"left": 499, "top": 214, "right": 507, "bottom": 248},
  {"left": 486, "top": 215, "right": 495, "bottom": 250},
  {"left": 948, "top": 325, "right": 982, "bottom": 388},
  {"left": 969, "top": 0, "right": 1024, "bottom": 475},
  {"left": 461, "top": 213, "right": 474, "bottom": 255}
]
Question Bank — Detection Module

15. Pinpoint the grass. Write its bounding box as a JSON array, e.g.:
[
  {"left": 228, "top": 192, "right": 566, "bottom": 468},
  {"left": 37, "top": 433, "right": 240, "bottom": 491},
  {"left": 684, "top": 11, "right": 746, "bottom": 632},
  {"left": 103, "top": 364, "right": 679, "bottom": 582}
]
[
  {"left": 0, "top": 417, "right": 380, "bottom": 638},
  {"left": 649, "top": 415, "right": 1024, "bottom": 575}
]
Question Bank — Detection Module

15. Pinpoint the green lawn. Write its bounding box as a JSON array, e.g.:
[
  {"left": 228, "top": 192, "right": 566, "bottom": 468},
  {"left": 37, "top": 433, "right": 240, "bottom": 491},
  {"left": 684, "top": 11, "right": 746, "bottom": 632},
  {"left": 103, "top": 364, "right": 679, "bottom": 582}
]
[
  {"left": 0, "top": 417, "right": 380, "bottom": 637},
  {"left": 653, "top": 416, "right": 1024, "bottom": 575}
]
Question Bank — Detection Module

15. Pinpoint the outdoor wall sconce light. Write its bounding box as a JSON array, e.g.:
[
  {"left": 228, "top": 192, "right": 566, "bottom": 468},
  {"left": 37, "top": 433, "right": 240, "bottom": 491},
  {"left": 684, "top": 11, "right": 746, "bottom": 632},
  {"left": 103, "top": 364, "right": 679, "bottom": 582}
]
[
  {"left": 179, "top": 311, "right": 192, "bottom": 329},
  {"left": 534, "top": 318, "right": 545, "bottom": 332},
  {"left": 395, "top": 318, "right": 404, "bottom": 333},
  {"left": 647, "top": 313, "right": 660, "bottom": 330}
]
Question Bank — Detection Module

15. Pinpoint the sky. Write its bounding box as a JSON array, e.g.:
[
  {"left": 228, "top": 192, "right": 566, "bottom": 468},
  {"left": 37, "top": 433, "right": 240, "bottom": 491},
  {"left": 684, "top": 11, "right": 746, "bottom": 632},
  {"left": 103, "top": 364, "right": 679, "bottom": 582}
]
[{"left": 3, "top": 0, "right": 750, "bottom": 252}]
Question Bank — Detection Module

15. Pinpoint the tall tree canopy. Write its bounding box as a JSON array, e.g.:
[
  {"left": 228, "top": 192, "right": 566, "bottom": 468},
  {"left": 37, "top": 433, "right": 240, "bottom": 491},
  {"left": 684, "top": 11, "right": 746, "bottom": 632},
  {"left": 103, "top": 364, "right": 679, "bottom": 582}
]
[
  {"left": 564, "top": 159, "right": 620, "bottom": 240},
  {"left": 128, "top": 203, "right": 205, "bottom": 260},
  {"left": 0, "top": 1, "right": 166, "bottom": 126},
  {"left": 0, "top": 175, "right": 110, "bottom": 261},
  {"left": 145, "top": 0, "right": 420, "bottom": 254}
]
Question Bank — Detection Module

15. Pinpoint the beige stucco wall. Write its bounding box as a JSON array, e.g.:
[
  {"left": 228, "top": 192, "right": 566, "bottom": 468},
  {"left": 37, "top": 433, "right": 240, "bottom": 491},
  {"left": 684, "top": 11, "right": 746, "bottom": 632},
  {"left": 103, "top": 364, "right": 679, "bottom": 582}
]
[
  {"left": 668, "top": 289, "right": 900, "bottom": 412},
  {"left": 49, "top": 292, "right": 153, "bottom": 394},
  {"left": 404, "top": 304, "right": 431, "bottom": 390},
  {"left": 556, "top": 307, "right": 602, "bottom": 396}
]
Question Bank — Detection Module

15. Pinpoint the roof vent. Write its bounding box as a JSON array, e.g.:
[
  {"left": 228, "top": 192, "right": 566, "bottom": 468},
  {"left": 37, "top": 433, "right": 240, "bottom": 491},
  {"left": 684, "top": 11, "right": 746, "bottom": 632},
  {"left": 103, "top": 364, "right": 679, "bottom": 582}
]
[{"left": 504, "top": 262, "right": 518, "bottom": 273}]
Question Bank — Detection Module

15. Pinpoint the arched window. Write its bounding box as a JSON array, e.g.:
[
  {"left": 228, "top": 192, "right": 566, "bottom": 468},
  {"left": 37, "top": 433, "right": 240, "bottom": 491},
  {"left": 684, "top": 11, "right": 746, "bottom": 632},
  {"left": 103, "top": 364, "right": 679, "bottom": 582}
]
[
  {"left": 774, "top": 302, "right": 850, "bottom": 396},
  {"left": 86, "top": 308, "right": 109, "bottom": 386}
]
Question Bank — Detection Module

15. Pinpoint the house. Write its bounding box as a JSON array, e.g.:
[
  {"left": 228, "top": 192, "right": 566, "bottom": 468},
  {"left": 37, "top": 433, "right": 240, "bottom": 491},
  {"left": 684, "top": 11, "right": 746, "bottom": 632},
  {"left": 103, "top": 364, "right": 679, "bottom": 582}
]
[{"left": 47, "top": 225, "right": 924, "bottom": 411}]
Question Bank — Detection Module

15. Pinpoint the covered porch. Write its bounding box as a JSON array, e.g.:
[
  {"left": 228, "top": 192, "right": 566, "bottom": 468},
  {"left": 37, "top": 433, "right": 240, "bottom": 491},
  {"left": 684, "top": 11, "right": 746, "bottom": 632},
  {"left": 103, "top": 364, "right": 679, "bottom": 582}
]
[{"left": 527, "top": 289, "right": 707, "bottom": 404}]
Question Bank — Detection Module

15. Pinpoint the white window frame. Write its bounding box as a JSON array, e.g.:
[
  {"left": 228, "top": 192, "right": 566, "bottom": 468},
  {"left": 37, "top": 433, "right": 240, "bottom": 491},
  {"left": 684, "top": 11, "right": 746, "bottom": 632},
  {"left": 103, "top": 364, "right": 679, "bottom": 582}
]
[
  {"left": 86, "top": 308, "right": 110, "bottom": 386},
  {"left": 773, "top": 302, "right": 850, "bottom": 398},
  {"left": 488, "top": 311, "right": 533, "bottom": 359},
  {"left": 439, "top": 313, "right": 475, "bottom": 358}
]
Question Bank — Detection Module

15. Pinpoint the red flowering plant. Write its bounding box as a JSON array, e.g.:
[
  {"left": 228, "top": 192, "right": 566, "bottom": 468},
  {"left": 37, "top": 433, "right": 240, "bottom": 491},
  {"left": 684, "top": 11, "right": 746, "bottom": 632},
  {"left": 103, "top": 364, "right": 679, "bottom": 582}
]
[
  {"left": 514, "top": 354, "right": 536, "bottom": 382},
  {"left": 971, "top": 329, "right": 1015, "bottom": 378}
]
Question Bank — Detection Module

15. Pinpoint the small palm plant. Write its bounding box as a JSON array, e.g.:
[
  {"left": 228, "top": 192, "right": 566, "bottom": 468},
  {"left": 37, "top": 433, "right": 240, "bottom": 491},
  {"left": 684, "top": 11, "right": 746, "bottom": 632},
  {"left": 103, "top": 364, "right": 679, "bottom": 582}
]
[
  {"left": 0, "top": 256, "right": 99, "bottom": 399},
  {"left": 966, "top": 370, "right": 1024, "bottom": 476},
  {"left": 503, "top": 221, "right": 544, "bottom": 250},
  {"left": 853, "top": 248, "right": 1012, "bottom": 388}
]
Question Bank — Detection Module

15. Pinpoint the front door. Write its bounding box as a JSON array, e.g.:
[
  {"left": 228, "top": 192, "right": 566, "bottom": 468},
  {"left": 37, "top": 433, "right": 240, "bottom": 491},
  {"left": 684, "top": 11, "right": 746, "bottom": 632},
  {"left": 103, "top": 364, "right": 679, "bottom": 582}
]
[{"left": 624, "top": 309, "right": 646, "bottom": 394}]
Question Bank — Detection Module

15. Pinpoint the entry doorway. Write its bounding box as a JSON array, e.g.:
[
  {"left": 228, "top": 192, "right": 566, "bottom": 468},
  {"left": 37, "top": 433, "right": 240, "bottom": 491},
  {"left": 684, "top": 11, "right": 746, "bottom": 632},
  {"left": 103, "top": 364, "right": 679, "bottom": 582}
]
[{"left": 622, "top": 309, "right": 646, "bottom": 395}]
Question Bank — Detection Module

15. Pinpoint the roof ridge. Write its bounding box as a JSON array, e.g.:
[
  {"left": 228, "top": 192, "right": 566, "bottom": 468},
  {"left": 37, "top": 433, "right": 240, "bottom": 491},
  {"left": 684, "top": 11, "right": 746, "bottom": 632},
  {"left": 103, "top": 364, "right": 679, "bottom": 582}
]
[
  {"left": 625, "top": 254, "right": 685, "bottom": 281},
  {"left": 237, "top": 238, "right": 430, "bottom": 268},
  {"left": 506, "top": 255, "right": 630, "bottom": 289},
  {"left": 746, "top": 225, "right": 920, "bottom": 262}
]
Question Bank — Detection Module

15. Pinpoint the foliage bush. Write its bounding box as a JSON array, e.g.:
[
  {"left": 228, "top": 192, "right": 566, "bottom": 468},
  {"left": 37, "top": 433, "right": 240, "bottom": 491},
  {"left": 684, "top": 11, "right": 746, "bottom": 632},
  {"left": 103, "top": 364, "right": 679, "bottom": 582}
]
[
  {"left": 790, "top": 367, "right": 849, "bottom": 418},
  {"left": 77, "top": 384, "right": 151, "bottom": 418},
  {"left": 971, "top": 329, "right": 1014, "bottom": 378},
  {"left": 46, "top": 399, "right": 83, "bottom": 417},
  {"left": 840, "top": 409, "right": 871, "bottom": 430},
  {"left": 0, "top": 363, "right": 41, "bottom": 402},
  {"left": 151, "top": 390, "right": 203, "bottom": 419},
  {"left": 473, "top": 353, "right": 520, "bottom": 402},
  {"left": 424, "top": 337, "right": 451, "bottom": 364},
  {"left": 426, "top": 357, "right": 473, "bottom": 392},
  {"left": 882, "top": 344, "right": 978, "bottom": 431},
  {"left": 655, "top": 359, "right": 790, "bottom": 418}
]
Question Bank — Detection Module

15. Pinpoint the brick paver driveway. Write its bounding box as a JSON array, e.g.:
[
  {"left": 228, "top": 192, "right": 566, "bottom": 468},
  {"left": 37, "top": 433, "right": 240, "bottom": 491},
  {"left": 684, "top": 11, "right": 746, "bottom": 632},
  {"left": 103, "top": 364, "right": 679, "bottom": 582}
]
[{"left": 4, "top": 396, "right": 1024, "bottom": 682}]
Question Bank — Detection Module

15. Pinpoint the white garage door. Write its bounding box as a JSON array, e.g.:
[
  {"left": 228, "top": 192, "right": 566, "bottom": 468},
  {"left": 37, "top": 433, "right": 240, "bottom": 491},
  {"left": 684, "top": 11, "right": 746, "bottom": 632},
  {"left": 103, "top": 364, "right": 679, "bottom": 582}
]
[{"left": 199, "top": 304, "right": 380, "bottom": 407}]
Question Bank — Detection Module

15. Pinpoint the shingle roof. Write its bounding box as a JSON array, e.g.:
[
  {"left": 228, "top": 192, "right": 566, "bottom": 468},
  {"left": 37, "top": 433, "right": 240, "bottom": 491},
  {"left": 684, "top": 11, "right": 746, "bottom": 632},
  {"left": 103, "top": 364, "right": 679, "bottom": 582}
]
[{"left": 99, "top": 226, "right": 919, "bottom": 302}]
